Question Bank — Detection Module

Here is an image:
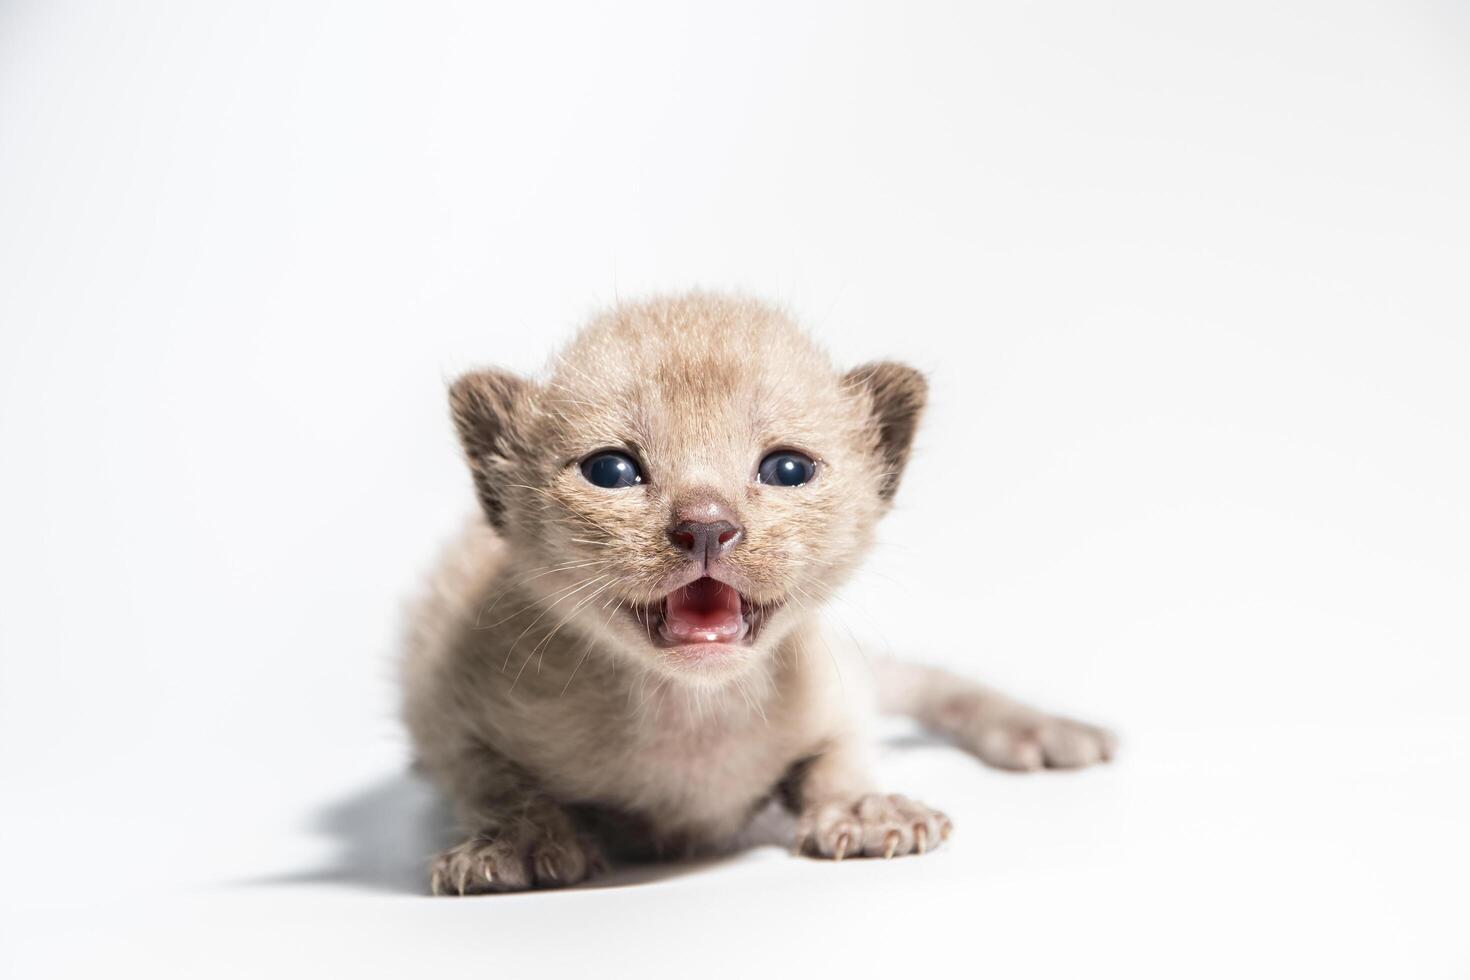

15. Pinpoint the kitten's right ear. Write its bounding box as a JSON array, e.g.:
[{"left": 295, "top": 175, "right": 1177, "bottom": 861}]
[{"left": 448, "top": 369, "right": 535, "bottom": 529}]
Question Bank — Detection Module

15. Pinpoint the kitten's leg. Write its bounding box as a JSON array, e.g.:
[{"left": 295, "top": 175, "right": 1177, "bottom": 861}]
[
  {"left": 784, "top": 738, "right": 951, "bottom": 860},
  {"left": 427, "top": 749, "right": 605, "bottom": 895},
  {"left": 877, "top": 659, "right": 1118, "bottom": 771}
]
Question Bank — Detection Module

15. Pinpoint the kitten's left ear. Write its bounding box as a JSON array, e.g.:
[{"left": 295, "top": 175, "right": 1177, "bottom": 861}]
[
  {"left": 448, "top": 368, "right": 536, "bottom": 529},
  {"left": 844, "top": 361, "right": 928, "bottom": 502}
]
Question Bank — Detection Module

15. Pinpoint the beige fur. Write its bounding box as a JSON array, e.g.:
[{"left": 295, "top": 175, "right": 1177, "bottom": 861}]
[{"left": 402, "top": 292, "right": 1116, "bottom": 895}]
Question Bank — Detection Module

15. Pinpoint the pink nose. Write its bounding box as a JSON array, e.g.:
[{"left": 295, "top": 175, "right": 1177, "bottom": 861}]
[
  {"left": 668, "top": 519, "right": 743, "bottom": 561},
  {"left": 667, "top": 495, "right": 744, "bottom": 562}
]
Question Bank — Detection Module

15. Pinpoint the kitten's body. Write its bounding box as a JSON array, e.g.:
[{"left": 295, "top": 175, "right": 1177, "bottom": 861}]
[
  {"left": 405, "top": 519, "right": 866, "bottom": 854},
  {"left": 404, "top": 293, "right": 1114, "bottom": 893}
]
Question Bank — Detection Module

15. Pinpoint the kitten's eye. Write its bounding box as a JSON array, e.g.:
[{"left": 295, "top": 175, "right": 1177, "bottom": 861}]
[
  {"left": 580, "top": 451, "right": 643, "bottom": 489},
  {"left": 757, "top": 451, "right": 816, "bottom": 487}
]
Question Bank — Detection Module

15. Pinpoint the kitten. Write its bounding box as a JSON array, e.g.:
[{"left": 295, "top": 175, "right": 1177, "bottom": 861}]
[{"left": 402, "top": 292, "right": 1115, "bottom": 894}]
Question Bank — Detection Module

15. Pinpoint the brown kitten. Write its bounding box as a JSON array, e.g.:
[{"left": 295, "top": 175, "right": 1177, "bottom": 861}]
[{"left": 402, "top": 292, "right": 1116, "bottom": 895}]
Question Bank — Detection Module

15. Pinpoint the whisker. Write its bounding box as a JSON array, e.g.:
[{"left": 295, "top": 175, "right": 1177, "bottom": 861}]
[
  {"left": 561, "top": 600, "right": 622, "bottom": 696},
  {"left": 504, "top": 483, "right": 622, "bottom": 538},
  {"left": 501, "top": 574, "right": 610, "bottom": 672},
  {"left": 475, "top": 559, "right": 613, "bottom": 624},
  {"left": 479, "top": 568, "right": 613, "bottom": 632},
  {"left": 527, "top": 576, "right": 622, "bottom": 677}
]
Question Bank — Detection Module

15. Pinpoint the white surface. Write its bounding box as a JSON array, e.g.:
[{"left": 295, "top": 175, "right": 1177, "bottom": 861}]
[{"left": 2, "top": 2, "right": 1467, "bottom": 977}]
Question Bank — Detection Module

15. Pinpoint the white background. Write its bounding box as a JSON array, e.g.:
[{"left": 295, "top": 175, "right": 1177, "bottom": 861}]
[{"left": 2, "top": 1, "right": 1467, "bottom": 977}]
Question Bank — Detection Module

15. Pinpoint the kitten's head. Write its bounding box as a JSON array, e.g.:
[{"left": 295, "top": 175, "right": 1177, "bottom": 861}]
[{"left": 450, "top": 293, "right": 925, "bottom": 686}]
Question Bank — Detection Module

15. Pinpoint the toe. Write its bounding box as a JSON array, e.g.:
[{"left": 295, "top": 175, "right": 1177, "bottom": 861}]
[
  {"left": 978, "top": 725, "right": 1045, "bottom": 770},
  {"left": 1038, "top": 723, "right": 1102, "bottom": 768}
]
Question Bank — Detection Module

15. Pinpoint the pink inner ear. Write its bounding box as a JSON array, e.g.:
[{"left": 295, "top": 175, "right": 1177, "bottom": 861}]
[{"left": 663, "top": 578, "right": 744, "bottom": 640}]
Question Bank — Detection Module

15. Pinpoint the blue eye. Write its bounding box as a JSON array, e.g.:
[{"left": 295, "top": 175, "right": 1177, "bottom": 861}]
[
  {"left": 757, "top": 451, "right": 816, "bottom": 487},
  {"left": 580, "top": 451, "right": 643, "bottom": 489}
]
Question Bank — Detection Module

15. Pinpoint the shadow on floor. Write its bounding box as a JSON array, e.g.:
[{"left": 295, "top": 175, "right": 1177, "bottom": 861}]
[
  {"left": 250, "top": 770, "right": 452, "bottom": 894},
  {"left": 255, "top": 769, "right": 799, "bottom": 896},
  {"left": 257, "top": 727, "right": 946, "bottom": 896}
]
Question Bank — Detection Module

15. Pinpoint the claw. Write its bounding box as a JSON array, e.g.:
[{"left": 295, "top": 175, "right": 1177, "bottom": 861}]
[
  {"left": 430, "top": 868, "right": 443, "bottom": 897},
  {"left": 456, "top": 865, "right": 470, "bottom": 896},
  {"left": 537, "top": 855, "right": 559, "bottom": 881},
  {"left": 914, "top": 824, "right": 928, "bottom": 855},
  {"left": 834, "top": 832, "right": 850, "bottom": 862},
  {"left": 482, "top": 862, "right": 495, "bottom": 886},
  {"left": 940, "top": 821, "right": 952, "bottom": 841},
  {"left": 883, "top": 831, "right": 900, "bottom": 859}
]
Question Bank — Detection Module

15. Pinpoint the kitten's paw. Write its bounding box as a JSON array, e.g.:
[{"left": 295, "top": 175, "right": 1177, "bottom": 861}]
[
  {"left": 796, "top": 793, "right": 951, "bottom": 860},
  {"left": 429, "top": 825, "right": 605, "bottom": 895},
  {"left": 959, "top": 709, "right": 1118, "bottom": 771}
]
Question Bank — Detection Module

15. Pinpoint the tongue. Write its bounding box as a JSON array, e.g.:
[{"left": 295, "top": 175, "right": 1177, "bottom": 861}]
[{"left": 662, "top": 578, "right": 746, "bottom": 643}]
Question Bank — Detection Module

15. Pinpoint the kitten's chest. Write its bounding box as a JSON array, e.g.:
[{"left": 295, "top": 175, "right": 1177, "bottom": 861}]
[
  {"left": 642, "top": 715, "right": 798, "bottom": 832},
  {"left": 544, "top": 693, "right": 802, "bottom": 839}
]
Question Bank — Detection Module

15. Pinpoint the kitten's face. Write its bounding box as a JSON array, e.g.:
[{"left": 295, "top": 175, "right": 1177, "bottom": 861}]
[{"left": 451, "top": 295, "right": 924, "bottom": 686}]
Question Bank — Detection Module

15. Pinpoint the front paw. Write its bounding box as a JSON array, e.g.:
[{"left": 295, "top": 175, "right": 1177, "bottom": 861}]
[
  {"left": 429, "top": 826, "right": 605, "bottom": 896},
  {"left": 796, "top": 793, "right": 952, "bottom": 861},
  {"left": 959, "top": 710, "right": 1118, "bottom": 771}
]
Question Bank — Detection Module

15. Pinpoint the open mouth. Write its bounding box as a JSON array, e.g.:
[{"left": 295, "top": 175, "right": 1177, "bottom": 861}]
[{"left": 631, "top": 577, "right": 772, "bottom": 648}]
